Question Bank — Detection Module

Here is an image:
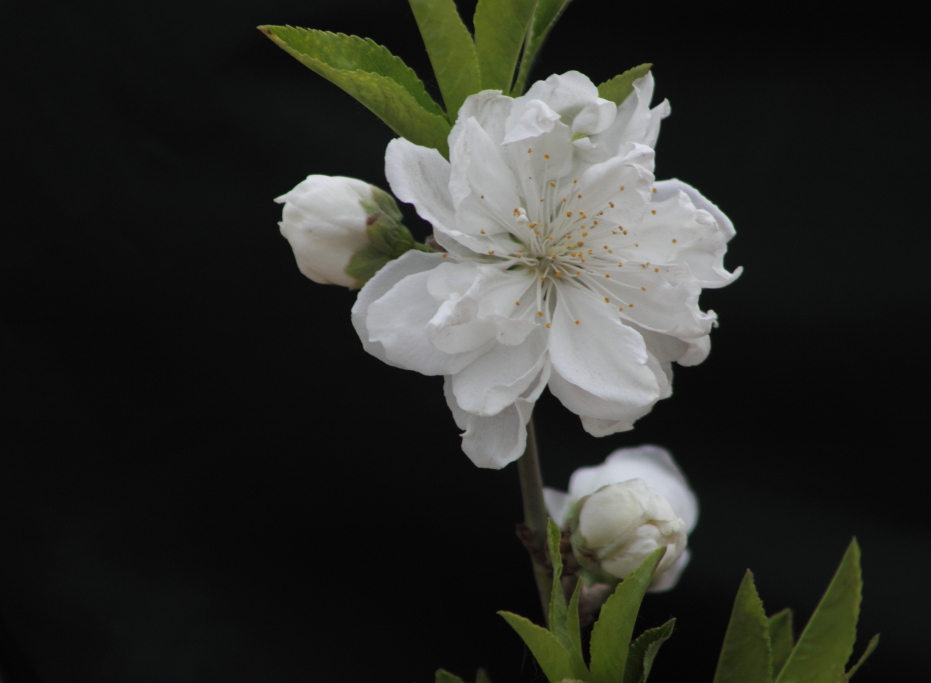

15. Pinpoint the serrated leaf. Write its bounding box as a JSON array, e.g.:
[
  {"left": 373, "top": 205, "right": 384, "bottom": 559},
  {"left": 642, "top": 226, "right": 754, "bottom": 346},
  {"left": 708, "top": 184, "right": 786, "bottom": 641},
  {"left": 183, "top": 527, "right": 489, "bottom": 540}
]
[
  {"left": 500, "top": 611, "right": 587, "bottom": 683},
  {"left": 768, "top": 609, "right": 794, "bottom": 679},
  {"left": 435, "top": 670, "right": 467, "bottom": 683},
  {"left": 475, "top": 668, "right": 493, "bottom": 683},
  {"left": 596, "top": 64, "right": 653, "bottom": 107},
  {"left": 775, "top": 540, "right": 862, "bottom": 683},
  {"left": 260, "top": 26, "right": 450, "bottom": 156},
  {"left": 473, "top": 0, "right": 536, "bottom": 91},
  {"left": 845, "top": 634, "right": 879, "bottom": 679},
  {"left": 713, "top": 571, "right": 772, "bottom": 683},
  {"left": 623, "top": 618, "right": 675, "bottom": 683},
  {"left": 589, "top": 547, "right": 666, "bottom": 683},
  {"left": 566, "top": 577, "right": 586, "bottom": 677},
  {"left": 548, "top": 518, "right": 569, "bottom": 645},
  {"left": 511, "top": 0, "right": 574, "bottom": 94},
  {"left": 408, "top": 0, "right": 481, "bottom": 117}
]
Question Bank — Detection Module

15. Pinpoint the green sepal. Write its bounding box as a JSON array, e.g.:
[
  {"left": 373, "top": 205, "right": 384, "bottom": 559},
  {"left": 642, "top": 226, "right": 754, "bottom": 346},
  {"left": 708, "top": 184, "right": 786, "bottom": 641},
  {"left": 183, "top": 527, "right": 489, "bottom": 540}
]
[
  {"left": 511, "top": 0, "right": 575, "bottom": 95},
  {"left": 259, "top": 26, "right": 450, "bottom": 156},
  {"left": 768, "top": 609, "right": 795, "bottom": 679},
  {"left": 596, "top": 64, "right": 653, "bottom": 107},
  {"left": 473, "top": 0, "right": 536, "bottom": 91},
  {"left": 713, "top": 571, "right": 773, "bottom": 683},
  {"left": 344, "top": 245, "right": 393, "bottom": 288},
  {"left": 775, "top": 540, "right": 863, "bottom": 683},
  {"left": 435, "top": 670, "right": 467, "bottom": 683},
  {"left": 622, "top": 618, "right": 675, "bottom": 683},
  {"left": 408, "top": 0, "right": 481, "bottom": 118},
  {"left": 499, "top": 611, "right": 588, "bottom": 683},
  {"left": 368, "top": 186, "right": 404, "bottom": 225},
  {"left": 589, "top": 547, "right": 666, "bottom": 683},
  {"left": 845, "top": 634, "right": 879, "bottom": 679}
]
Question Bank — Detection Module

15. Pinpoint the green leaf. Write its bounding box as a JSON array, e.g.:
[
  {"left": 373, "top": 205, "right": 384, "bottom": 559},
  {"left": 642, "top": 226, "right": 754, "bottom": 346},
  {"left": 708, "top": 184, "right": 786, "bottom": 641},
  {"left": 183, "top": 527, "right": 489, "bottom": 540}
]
[
  {"left": 547, "top": 518, "right": 569, "bottom": 646},
  {"left": 511, "top": 0, "right": 574, "bottom": 94},
  {"left": 566, "top": 577, "right": 586, "bottom": 677},
  {"left": 713, "top": 571, "right": 772, "bottom": 683},
  {"left": 596, "top": 64, "right": 653, "bottom": 107},
  {"left": 344, "top": 245, "right": 392, "bottom": 288},
  {"left": 623, "top": 618, "right": 675, "bottom": 683},
  {"left": 499, "top": 611, "right": 582, "bottom": 683},
  {"left": 435, "top": 670, "right": 467, "bottom": 683},
  {"left": 475, "top": 668, "right": 493, "bottom": 683},
  {"left": 259, "top": 26, "right": 450, "bottom": 156},
  {"left": 473, "top": 0, "right": 536, "bottom": 91},
  {"left": 768, "top": 609, "right": 795, "bottom": 679},
  {"left": 775, "top": 540, "right": 862, "bottom": 683},
  {"left": 845, "top": 634, "right": 879, "bottom": 679},
  {"left": 589, "top": 547, "right": 666, "bottom": 683},
  {"left": 408, "top": 0, "right": 481, "bottom": 117}
]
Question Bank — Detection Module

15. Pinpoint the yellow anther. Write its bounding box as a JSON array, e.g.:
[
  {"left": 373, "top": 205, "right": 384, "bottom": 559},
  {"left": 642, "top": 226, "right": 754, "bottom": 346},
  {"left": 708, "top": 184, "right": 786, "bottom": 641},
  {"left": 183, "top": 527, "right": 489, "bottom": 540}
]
[
  {"left": 654, "top": 267, "right": 659, "bottom": 272},
  {"left": 605, "top": 274, "right": 611, "bottom": 278},
  {"left": 652, "top": 188, "right": 657, "bottom": 193},
  {"left": 651, "top": 210, "right": 657, "bottom": 215},
  {"left": 604, "top": 297, "right": 610, "bottom": 303},
  {"left": 441, "top": 254, "right": 448, "bottom": 258},
  {"left": 562, "top": 197, "right": 568, "bottom": 203},
  {"left": 574, "top": 320, "right": 580, "bottom": 325},
  {"left": 593, "top": 220, "right": 599, "bottom": 225},
  {"left": 555, "top": 270, "right": 562, "bottom": 276},
  {"left": 545, "top": 323, "right": 551, "bottom": 328},
  {"left": 587, "top": 249, "right": 593, "bottom": 254},
  {"left": 619, "top": 185, "right": 625, "bottom": 190},
  {"left": 672, "top": 239, "right": 677, "bottom": 243},
  {"left": 641, "top": 286, "right": 646, "bottom": 291},
  {"left": 575, "top": 270, "right": 580, "bottom": 275},
  {"left": 609, "top": 202, "right": 615, "bottom": 208},
  {"left": 577, "top": 194, "right": 583, "bottom": 199},
  {"left": 528, "top": 222, "right": 538, "bottom": 228},
  {"left": 488, "top": 250, "right": 495, "bottom": 255},
  {"left": 549, "top": 181, "right": 556, "bottom": 187},
  {"left": 480, "top": 195, "right": 485, "bottom": 199},
  {"left": 623, "top": 230, "right": 628, "bottom": 235},
  {"left": 527, "top": 148, "right": 533, "bottom": 153},
  {"left": 617, "top": 263, "right": 623, "bottom": 267},
  {"left": 566, "top": 211, "right": 573, "bottom": 217},
  {"left": 603, "top": 245, "right": 609, "bottom": 249},
  {"left": 573, "top": 179, "right": 578, "bottom": 184},
  {"left": 582, "top": 231, "right": 588, "bottom": 237},
  {"left": 629, "top": 303, "right": 635, "bottom": 307},
  {"left": 480, "top": 230, "right": 486, "bottom": 234},
  {"left": 515, "top": 301, "right": 521, "bottom": 306},
  {"left": 544, "top": 154, "right": 550, "bottom": 159},
  {"left": 579, "top": 211, "right": 586, "bottom": 218},
  {"left": 537, "top": 311, "right": 543, "bottom": 317}
]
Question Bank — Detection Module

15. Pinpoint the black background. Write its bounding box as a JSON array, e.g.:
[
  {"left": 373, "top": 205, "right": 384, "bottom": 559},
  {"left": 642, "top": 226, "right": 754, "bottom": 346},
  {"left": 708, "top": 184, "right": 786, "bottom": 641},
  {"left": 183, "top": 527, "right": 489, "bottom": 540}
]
[{"left": 2, "top": 1, "right": 927, "bottom": 681}]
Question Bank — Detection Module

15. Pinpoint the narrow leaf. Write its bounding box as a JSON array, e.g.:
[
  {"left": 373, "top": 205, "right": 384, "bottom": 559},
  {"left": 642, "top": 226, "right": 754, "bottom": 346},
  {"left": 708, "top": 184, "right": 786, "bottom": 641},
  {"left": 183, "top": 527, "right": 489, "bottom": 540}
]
[
  {"left": 768, "top": 609, "right": 794, "bottom": 679},
  {"left": 623, "top": 618, "right": 675, "bottom": 683},
  {"left": 499, "top": 611, "right": 581, "bottom": 683},
  {"left": 435, "top": 670, "right": 467, "bottom": 683},
  {"left": 473, "top": 0, "right": 536, "bottom": 91},
  {"left": 596, "top": 64, "right": 653, "bottom": 107},
  {"left": 589, "top": 547, "right": 666, "bottom": 683},
  {"left": 548, "top": 518, "right": 569, "bottom": 645},
  {"left": 775, "top": 540, "right": 862, "bottom": 683},
  {"left": 511, "top": 0, "right": 574, "bottom": 94},
  {"left": 566, "top": 578, "right": 587, "bottom": 677},
  {"left": 260, "top": 26, "right": 450, "bottom": 155},
  {"left": 408, "top": 0, "right": 481, "bottom": 117},
  {"left": 713, "top": 571, "right": 772, "bottom": 683},
  {"left": 845, "top": 634, "right": 879, "bottom": 679}
]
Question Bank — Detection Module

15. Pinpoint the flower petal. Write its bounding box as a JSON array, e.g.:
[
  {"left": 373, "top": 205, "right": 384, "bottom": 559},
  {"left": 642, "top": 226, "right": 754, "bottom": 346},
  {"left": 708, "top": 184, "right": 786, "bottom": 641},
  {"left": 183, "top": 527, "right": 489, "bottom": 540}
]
[
  {"left": 351, "top": 250, "right": 445, "bottom": 367},
  {"left": 450, "top": 325, "right": 548, "bottom": 416},
  {"left": 365, "top": 254, "right": 491, "bottom": 375},
  {"left": 648, "top": 549, "right": 690, "bottom": 592},
  {"left": 549, "top": 284, "right": 660, "bottom": 408},
  {"left": 443, "top": 376, "right": 534, "bottom": 469},
  {"left": 543, "top": 487, "right": 572, "bottom": 527}
]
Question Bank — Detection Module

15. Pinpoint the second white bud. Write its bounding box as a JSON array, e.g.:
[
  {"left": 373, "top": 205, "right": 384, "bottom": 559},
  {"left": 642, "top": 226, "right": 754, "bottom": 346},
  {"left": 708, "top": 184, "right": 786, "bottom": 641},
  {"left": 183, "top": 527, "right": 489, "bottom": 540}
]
[{"left": 567, "top": 478, "right": 687, "bottom": 584}]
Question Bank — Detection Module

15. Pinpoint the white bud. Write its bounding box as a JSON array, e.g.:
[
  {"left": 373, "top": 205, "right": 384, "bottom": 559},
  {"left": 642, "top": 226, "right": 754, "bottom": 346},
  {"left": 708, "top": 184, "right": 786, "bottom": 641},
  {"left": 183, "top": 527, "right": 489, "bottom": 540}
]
[
  {"left": 543, "top": 445, "right": 697, "bottom": 591},
  {"left": 569, "top": 479, "right": 687, "bottom": 583},
  {"left": 276, "top": 175, "right": 377, "bottom": 288}
]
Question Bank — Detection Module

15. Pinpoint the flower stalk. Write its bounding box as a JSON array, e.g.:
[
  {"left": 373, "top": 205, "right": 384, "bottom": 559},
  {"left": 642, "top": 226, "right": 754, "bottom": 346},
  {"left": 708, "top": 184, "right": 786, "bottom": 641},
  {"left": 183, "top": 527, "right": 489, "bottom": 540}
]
[{"left": 516, "top": 416, "right": 553, "bottom": 624}]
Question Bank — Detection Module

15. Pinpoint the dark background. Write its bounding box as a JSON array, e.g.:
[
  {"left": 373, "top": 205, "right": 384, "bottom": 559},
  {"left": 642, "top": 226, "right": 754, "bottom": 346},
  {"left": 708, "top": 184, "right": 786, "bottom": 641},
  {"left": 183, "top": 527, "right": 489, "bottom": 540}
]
[{"left": 1, "top": 0, "right": 927, "bottom": 681}]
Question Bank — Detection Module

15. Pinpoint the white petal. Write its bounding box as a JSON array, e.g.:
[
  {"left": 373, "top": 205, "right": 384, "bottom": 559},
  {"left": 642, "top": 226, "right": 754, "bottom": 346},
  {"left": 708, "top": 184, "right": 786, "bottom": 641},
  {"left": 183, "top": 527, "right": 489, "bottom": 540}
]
[
  {"left": 443, "top": 376, "right": 533, "bottom": 469},
  {"left": 449, "top": 89, "right": 513, "bottom": 150},
  {"left": 385, "top": 139, "right": 455, "bottom": 234},
  {"left": 451, "top": 325, "right": 548, "bottom": 416},
  {"left": 649, "top": 179, "right": 742, "bottom": 287},
  {"left": 549, "top": 284, "right": 660, "bottom": 408},
  {"left": 569, "top": 445, "right": 698, "bottom": 532},
  {"left": 648, "top": 549, "right": 690, "bottom": 592},
  {"left": 366, "top": 255, "right": 491, "bottom": 375},
  {"left": 351, "top": 251, "right": 444, "bottom": 366},
  {"left": 543, "top": 488, "right": 572, "bottom": 527}
]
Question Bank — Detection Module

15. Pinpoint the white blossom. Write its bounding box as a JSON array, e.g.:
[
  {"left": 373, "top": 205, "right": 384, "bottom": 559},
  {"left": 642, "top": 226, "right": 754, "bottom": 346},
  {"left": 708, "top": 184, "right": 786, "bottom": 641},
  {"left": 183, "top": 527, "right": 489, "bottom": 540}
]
[
  {"left": 277, "top": 175, "right": 380, "bottom": 287},
  {"left": 544, "top": 445, "right": 697, "bottom": 591},
  {"left": 352, "top": 71, "right": 740, "bottom": 468}
]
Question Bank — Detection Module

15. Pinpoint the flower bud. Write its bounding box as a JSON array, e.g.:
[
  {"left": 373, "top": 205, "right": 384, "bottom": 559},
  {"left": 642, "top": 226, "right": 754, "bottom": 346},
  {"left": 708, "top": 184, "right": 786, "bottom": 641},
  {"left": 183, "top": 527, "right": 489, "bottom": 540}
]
[
  {"left": 276, "top": 175, "right": 416, "bottom": 288},
  {"left": 543, "top": 445, "right": 697, "bottom": 591},
  {"left": 567, "top": 479, "right": 686, "bottom": 585}
]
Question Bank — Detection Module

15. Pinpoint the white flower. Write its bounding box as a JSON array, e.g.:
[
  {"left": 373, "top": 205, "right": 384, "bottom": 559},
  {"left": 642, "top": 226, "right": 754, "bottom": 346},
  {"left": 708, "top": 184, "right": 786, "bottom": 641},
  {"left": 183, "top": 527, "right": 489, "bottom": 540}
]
[
  {"left": 277, "top": 175, "right": 382, "bottom": 288},
  {"left": 352, "top": 71, "right": 740, "bottom": 468},
  {"left": 543, "top": 445, "right": 698, "bottom": 591}
]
